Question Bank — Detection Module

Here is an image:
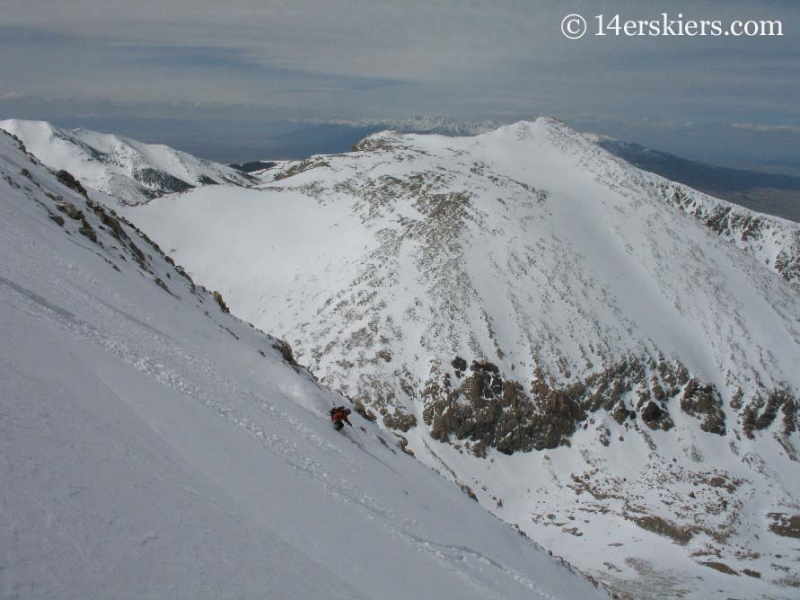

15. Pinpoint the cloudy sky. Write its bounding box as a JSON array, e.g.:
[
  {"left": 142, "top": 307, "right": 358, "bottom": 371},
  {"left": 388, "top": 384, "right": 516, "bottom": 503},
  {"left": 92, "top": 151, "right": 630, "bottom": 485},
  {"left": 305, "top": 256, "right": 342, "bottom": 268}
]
[{"left": 1, "top": 0, "right": 797, "bottom": 169}]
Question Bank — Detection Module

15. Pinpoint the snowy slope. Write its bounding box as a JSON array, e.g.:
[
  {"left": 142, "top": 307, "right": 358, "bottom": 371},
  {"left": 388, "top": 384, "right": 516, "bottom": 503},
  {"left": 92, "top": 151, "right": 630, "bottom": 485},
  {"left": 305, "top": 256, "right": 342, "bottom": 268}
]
[
  {"left": 0, "top": 119, "right": 255, "bottom": 205},
  {"left": 128, "top": 119, "right": 800, "bottom": 599},
  {"left": 0, "top": 130, "right": 607, "bottom": 599}
]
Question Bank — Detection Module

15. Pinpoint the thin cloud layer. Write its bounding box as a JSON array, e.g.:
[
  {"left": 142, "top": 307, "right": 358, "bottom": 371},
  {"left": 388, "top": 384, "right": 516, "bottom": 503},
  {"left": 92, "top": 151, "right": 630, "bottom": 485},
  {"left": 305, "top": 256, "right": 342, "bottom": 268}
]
[{"left": 0, "top": 0, "right": 797, "bottom": 168}]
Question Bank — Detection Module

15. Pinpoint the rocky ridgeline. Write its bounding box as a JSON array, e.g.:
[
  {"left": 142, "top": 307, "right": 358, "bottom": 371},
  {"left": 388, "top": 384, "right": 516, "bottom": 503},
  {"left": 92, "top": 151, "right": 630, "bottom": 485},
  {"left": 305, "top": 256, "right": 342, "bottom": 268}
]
[
  {"left": 660, "top": 184, "right": 800, "bottom": 287},
  {"left": 3, "top": 131, "right": 302, "bottom": 374},
  {"left": 415, "top": 355, "right": 796, "bottom": 457}
]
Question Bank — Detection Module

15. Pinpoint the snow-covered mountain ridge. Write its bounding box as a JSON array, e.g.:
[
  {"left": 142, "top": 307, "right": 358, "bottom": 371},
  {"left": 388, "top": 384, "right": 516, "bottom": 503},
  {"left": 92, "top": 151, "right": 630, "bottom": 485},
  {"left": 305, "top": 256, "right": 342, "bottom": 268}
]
[
  {"left": 135, "top": 118, "right": 800, "bottom": 439},
  {"left": 127, "top": 118, "right": 800, "bottom": 598},
  {"left": 0, "top": 128, "right": 610, "bottom": 599},
  {"left": 657, "top": 181, "right": 800, "bottom": 284},
  {"left": 0, "top": 119, "right": 255, "bottom": 205}
]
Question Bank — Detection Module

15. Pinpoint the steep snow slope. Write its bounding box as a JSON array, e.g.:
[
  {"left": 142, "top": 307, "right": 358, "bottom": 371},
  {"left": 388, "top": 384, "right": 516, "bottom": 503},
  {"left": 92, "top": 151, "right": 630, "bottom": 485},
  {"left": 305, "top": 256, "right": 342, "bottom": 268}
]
[
  {"left": 0, "top": 119, "right": 254, "bottom": 205},
  {"left": 0, "top": 130, "right": 606, "bottom": 599},
  {"left": 129, "top": 119, "right": 800, "bottom": 599}
]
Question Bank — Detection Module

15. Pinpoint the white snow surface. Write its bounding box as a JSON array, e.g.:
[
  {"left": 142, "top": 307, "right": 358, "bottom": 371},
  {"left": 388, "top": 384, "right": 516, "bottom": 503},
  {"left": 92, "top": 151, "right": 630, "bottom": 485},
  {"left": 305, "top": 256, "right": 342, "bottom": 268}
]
[
  {"left": 126, "top": 118, "right": 800, "bottom": 599},
  {"left": 0, "top": 119, "right": 253, "bottom": 205},
  {"left": 131, "top": 118, "right": 800, "bottom": 404},
  {"left": 0, "top": 130, "right": 606, "bottom": 599}
]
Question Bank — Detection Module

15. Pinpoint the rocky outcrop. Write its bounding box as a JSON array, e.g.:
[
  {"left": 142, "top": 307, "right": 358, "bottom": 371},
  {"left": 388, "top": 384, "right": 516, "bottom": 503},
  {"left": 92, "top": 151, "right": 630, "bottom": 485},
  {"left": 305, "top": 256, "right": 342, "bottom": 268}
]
[
  {"left": 680, "top": 378, "right": 726, "bottom": 435},
  {"left": 213, "top": 290, "right": 230, "bottom": 314},
  {"left": 742, "top": 387, "right": 797, "bottom": 438},
  {"left": 56, "top": 169, "right": 89, "bottom": 198},
  {"left": 382, "top": 409, "right": 417, "bottom": 432},
  {"left": 135, "top": 167, "right": 194, "bottom": 196},
  {"left": 420, "top": 354, "right": 796, "bottom": 456}
]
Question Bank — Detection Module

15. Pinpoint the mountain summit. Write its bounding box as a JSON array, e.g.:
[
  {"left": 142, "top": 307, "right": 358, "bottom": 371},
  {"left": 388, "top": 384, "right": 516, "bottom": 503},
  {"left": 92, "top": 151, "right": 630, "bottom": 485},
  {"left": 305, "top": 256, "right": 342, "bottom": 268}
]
[{"left": 129, "top": 117, "right": 800, "bottom": 598}]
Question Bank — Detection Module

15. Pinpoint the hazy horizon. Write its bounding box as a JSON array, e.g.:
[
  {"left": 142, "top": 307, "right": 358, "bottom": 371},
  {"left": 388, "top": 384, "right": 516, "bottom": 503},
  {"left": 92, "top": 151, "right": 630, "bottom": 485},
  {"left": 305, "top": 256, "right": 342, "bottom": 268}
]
[{"left": 2, "top": 0, "right": 797, "bottom": 173}]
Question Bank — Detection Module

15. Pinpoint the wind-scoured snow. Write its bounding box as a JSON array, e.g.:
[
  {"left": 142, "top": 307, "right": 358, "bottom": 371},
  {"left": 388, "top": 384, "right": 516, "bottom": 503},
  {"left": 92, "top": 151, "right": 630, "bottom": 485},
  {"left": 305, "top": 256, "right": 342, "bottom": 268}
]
[
  {"left": 127, "top": 118, "right": 800, "bottom": 599},
  {"left": 0, "top": 119, "right": 255, "bottom": 205},
  {"left": 0, "top": 130, "right": 605, "bottom": 599}
]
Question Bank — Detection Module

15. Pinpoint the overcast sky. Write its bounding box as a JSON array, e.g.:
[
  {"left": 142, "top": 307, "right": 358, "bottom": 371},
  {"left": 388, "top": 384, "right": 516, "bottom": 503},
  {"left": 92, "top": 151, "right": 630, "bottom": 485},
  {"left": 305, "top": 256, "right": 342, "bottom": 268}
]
[{"left": 1, "top": 0, "right": 797, "bottom": 169}]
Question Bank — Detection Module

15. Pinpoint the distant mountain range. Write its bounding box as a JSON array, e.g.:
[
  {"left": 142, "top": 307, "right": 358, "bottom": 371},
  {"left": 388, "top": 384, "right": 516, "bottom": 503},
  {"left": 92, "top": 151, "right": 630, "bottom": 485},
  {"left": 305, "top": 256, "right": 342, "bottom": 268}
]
[{"left": 228, "top": 160, "right": 278, "bottom": 173}]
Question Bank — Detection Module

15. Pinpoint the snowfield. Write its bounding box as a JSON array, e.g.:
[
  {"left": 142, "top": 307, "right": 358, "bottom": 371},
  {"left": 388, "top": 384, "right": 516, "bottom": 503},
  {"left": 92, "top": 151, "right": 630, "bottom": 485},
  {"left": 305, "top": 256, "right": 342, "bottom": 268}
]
[
  {"left": 0, "top": 129, "right": 607, "bottom": 599},
  {"left": 127, "top": 118, "right": 800, "bottom": 599}
]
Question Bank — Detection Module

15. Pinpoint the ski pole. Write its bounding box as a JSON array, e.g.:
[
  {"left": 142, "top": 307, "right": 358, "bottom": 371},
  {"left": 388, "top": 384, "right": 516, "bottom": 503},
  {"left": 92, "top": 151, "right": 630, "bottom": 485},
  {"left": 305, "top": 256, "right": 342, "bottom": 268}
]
[{"left": 349, "top": 424, "right": 362, "bottom": 445}]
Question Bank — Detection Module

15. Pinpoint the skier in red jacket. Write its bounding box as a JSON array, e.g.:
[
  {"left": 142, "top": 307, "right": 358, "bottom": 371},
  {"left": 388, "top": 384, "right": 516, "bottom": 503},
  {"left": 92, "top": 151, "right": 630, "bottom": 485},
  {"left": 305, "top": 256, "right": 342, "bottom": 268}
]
[{"left": 330, "top": 406, "right": 352, "bottom": 431}]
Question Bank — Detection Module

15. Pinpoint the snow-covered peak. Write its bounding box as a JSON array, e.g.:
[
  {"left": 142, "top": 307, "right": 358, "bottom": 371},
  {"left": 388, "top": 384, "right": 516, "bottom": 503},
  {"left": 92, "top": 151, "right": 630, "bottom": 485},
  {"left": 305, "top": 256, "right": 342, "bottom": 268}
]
[
  {"left": 128, "top": 121, "right": 800, "bottom": 598},
  {"left": 0, "top": 118, "right": 255, "bottom": 204}
]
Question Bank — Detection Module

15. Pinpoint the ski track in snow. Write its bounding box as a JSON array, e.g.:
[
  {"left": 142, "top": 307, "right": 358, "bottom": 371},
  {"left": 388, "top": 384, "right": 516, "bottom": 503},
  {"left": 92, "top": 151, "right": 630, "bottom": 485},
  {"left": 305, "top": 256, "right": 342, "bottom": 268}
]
[{"left": 0, "top": 268, "right": 577, "bottom": 600}]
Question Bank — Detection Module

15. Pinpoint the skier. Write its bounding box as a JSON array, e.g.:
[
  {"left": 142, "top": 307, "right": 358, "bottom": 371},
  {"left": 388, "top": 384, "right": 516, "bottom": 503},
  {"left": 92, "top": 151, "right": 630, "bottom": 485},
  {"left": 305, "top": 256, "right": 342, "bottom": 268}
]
[{"left": 330, "top": 405, "right": 352, "bottom": 431}]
